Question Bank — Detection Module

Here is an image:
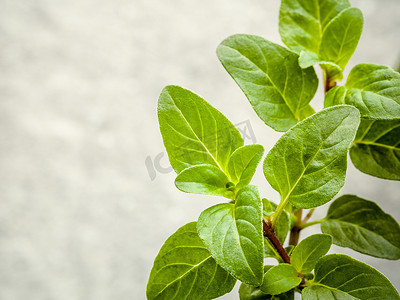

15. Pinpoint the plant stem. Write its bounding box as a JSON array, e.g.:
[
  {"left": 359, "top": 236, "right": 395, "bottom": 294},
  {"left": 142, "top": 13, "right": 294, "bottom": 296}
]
[
  {"left": 289, "top": 209, "right": 302, "bottom": 246},
  {"left": 263, "top": 219, "right": 291, "bottom": 264},
  {"left": 298, "top": 219, "right": 323, "bottom": 229},
  {"left": 302, "top": 208, "right": 315, "bottom": 223},
  {"left": 324, "top": 70, "right": 337, "bottom": 93}
]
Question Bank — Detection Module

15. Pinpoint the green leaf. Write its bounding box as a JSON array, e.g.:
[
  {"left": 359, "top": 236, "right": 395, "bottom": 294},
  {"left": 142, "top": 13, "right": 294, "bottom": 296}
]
[
  {"left": 299, "top": 50, "right": 342, "bottom": 77},
  {"left": 175, "top": 164, "right": 235, "bottom": 199},
  {"left": 325, "top": 64, "right": 400, "bottom": 119},
  {"left": 279, "top": 0, "right": 351, "bottom": 54},
  {"left": 217, "top": 34, "right": 318, "bottom": 132},
  {"left": 318, "top": 7, "right": 363, "bottom": 78},
  {"left": 228, "top": 144, "right": 265, "bottom": 189},
  {"left": 290, "top": 234, "right": 332, "bottom": 273},
  {"left": 302, "top": 254, "right": 400, "bottom": 299},
  {"left": 350, "top": 119, "right": 400, "bottom": 180},
  {"left": 263, "top": 105, "right": 360, "bottom": 209},
  {"left": 197, "top": 185, "right": 264, "bottom": 285},
  {"left": 260, "top": 264, "right": 302, "bottom": 295},
  {"left": 239, "top": 266, "right": 295, "bottom": 300},
  {"left": 146, "top": 222, "right": 236, "bottom": 300},
  {"left": 158, "top": 85, "right": 243, "bottom": 174},
  {"left": 321, "top": 195, "right": 400, "bottom": 259}
]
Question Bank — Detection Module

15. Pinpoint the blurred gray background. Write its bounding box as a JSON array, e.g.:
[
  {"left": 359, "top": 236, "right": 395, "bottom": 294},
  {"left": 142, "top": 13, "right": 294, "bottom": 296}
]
[{"left": 0, "top": 0, "right": 399, "bottom": 299}]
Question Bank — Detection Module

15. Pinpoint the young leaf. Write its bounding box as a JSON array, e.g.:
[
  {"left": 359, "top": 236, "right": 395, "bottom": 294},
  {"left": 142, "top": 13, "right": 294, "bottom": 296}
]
[
  {"left": 318, "top": 7, "right": 363, "bottom": 80},
  {"left": 263, "top": 105, "right": 360, "bottom": 209},
  {"left": 290, "top": 234, "right": 332, "bottom": 274},
  {"left": 299, "top": 50, "right": 342, "bottom": 78},
  {"left": 217, "top": 34, "right": 318, "bottom": 132},
  {"left": 325, "top": 64, "right": 400, "bottom": 119},
  {"left": 350, "top": 119, "right": 400, "bottom": 180},
  {"left": 239, "top": 266, "right": 295, "bottom": 300},
  {"left": 228, "top": 144, "right": 265, "bottom": 189},
  {"left": 158, "top": 85, "right": 243, "bottom": 174},
  {"left": 321, "top": 195, "right": 400, "bottom": 259},
  {"left": 260, "top": 264, "right": 302, "bottom": 295},
  {"left": 175, "top": 164, "right": 235, "bottom": 199},
  {"left": 279, "top": 0, "right": 351, "bottom": 54},
  {"left": 146, "top": 222, "right": 236, "bottom": 300},
  {"left": 197, "top": 185, "right": 264, "bottom": 285},
  {"left": 302, "top": 254, "right": 400, "bottom": 299}
]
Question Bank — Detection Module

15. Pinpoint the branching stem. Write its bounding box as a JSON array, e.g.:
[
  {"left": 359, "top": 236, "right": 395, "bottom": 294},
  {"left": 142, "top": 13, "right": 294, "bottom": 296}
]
[
  {"left": 298, "top": 219, "right": 323, "bottom": 229},
  {"left": 263, "top": 219, "right": 291, "bottom": 264}
]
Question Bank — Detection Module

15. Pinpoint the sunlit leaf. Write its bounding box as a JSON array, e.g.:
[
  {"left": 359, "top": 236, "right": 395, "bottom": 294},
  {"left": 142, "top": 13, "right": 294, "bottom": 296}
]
[
  {"left": 147, "top": 222, "right": 236, "bottom": 299},
  {"left": 197, "top": 185, "right": 264, "bottom": 285},
  {"left": 263, "top": 105, "right": 360, "bottom": 208},
  {"left": 217, "top": 34, "right": 318, "bottom": 132}
]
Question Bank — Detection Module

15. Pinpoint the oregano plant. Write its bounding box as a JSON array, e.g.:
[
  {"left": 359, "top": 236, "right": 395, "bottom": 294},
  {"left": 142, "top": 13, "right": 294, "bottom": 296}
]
[{"left": 146, "top": 0, "right": 400, "bottom": 299}]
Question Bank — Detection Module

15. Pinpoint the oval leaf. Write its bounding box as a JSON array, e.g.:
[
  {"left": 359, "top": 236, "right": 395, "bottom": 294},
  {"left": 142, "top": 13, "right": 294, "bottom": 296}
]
[
  {"left": 350, "top": 119, "right": 400, "bottom": 180},
  {"left": 263, "top": 105, "right": 360, "bottom": 209},
  {"left": 175, "top": 164, "right": 235, "bottom": 199},
  {"left": 260, "top": 264, "right": 302, "bottom": 295},
  {"left": 158, "top": 85, "right": 243, "bottom": 173},
  {"left": 321, "top": 195, "right": 400, "bottom": 259},
  {"left": 279, "top": 0, "right": 350, "bottom": 54},
  {"left": 302, "top": 254, "right": 400, "bottom": 299},
  {"left": 217, "top": 34, "right": 318, "bottom": 132},
  {"left": 325, "top": 64, "right": 400, "bottom": 119},
  {"left": 319, "top": 7, "right": 363, "bottom": 79},
  {"left": 197, "top": 185, "right": 264, "bottom": 285},
  {"left": 291, "top": 234, "right": 332, "bottom": 273},
  {"left": 239, "top": 266, "right": 295, "bottom": 300},
  {"left": 228, "top": 144, "right": 265, "bottom": 189},
  {"left": 146, "top": 222, "right": 236, "bottom": 300}
]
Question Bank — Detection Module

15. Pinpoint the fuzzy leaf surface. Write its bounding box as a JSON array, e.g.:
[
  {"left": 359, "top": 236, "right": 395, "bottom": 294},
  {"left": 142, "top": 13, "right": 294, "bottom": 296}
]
[
  {"left": 146, "top": 222, "right": 236, "bottom": 300},
  {"left": 302, "top": 254, "right": 400, "bottom": 299},
  {"left": 321, "top": 195, "right": 400, "bottom": 259},
  {"left": 279, "top": 0, "right": 350, "bottom": 54},
  {"left": 318, "top": 7, "right": 363, "bottom": 79},
  {"left": 291, "top": 234, "right": 332, "bottom": 273},
  {"left": 239, "top": 266, "right": 294, "bottom": 300},
  {"left": 217, "top": 34, "right": 318, "bottom": 132},
  {"left": 350, "top": 119, "right": 400, "bottom": 180},
  {"left": 158, "top": 85, "right": 243, "bottom": 174},
  {"left": 228, "top": 144, "right": 265, "bottom": 188},
  {"left": 197, "top": 185, "right": 264, "bottom": 285},
  {"left": 263, "top": 105, "right": 360, "bottom": 208},
  {"left": 325, "top": 64, "right": 400, "bottom": 119},
  {"left": 260, "top": 264, "right": 301, "bottom": 295},
  {"left": 175, "top": 164, "right": 235, "bottom": 199}
]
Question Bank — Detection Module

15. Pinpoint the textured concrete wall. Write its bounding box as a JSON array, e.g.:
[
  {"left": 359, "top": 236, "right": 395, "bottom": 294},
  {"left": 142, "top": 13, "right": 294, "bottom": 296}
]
[{"left": 0, "top": 0, "right": 399, "bottom": 299}]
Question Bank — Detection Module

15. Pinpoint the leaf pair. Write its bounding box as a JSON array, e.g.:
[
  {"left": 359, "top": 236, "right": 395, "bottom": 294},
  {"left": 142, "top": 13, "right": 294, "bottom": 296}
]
[
  {"left": 279, "top": 0, "right": 363, "bottom": 80},
  {"left": 158, "top": 85, "right": 264, "bottom": 198},
  {"left": 240, "top": 234, "right": 400, "bottom": 300},
  {"left": 323, "top": 63, "right": 400, "bottom": 181},
  {"left": 241, "top": 233, "right": 332, "bottom": 299}
]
